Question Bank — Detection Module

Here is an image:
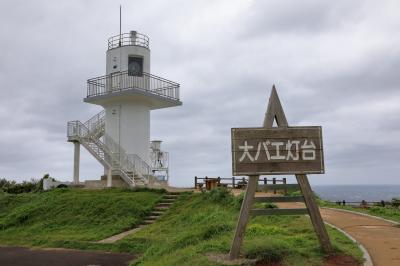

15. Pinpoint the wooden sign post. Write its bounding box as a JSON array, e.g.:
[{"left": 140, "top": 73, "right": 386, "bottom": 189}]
[{"left": 229, "top": 86, "right": 332, "bottom": 260}]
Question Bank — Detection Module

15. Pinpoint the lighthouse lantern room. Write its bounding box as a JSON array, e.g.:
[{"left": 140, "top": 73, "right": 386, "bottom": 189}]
[{"left": 67, "top": 30, "right": 181, "bottom": 187}]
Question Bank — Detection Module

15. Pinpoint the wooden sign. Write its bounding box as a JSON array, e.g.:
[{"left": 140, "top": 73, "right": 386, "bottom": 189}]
[
  {"left": 232, "top": 126, "right": 324, "bottom": 175},
  {"left": 229, "top": 86, "right": 332, "bottom": 260}
]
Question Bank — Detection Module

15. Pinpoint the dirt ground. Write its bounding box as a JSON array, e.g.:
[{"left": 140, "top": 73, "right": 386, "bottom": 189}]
[
  {"left": 323, "top": 254, "right": 360, "bottom": 266},
  {"left": 0, "top": 246, "right": 135, "bottom": 266},
  {"left": 277, "top": 202, "right": 400, "bottom": 266}
]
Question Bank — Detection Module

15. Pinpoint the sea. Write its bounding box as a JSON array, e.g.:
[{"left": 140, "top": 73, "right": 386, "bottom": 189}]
[{"left": 313, "top": 185, "right": 400, "bottom": 202}]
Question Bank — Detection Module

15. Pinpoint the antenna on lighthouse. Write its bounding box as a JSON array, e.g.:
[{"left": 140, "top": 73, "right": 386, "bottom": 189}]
[{"left": 119, "top": 5, "right": 122, "bottom": 46}]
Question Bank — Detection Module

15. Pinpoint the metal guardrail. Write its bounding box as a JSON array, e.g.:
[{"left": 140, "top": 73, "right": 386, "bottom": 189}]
[
  {"left": 86, "top": 71, "right": 180, "bottom": 101},
  {"left": 108, "top": 32, "right": 149, "bottom": 50}
]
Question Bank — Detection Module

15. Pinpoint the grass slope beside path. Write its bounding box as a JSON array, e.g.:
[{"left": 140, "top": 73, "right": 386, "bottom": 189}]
[
  {"left": 117, "top": 190, "right": 363, "bottom": 266},
  {"left": 0, "top": 188, "right": 364, "bottom": 265},
  {"left": 0, "top": 188, "right": 164, "bottom": 247},
  {"left": 318, "top": 200, "right": 400, "bottom": 223}
]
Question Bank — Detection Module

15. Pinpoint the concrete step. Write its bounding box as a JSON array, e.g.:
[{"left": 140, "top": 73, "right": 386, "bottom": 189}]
[
  {"left": 147, "top": 216, "right": 159, "bottom": 220},
  {"left": 156, "top": 202, "right": 173, "bottom": 207},
  {"left": 165, "top": 193, "right": 180, "bottom": 197},
  {"left": 142, "top": 219, "right": 155, "bottom": 225},
  {"left": 154, "top": 206, "right": 169, "bottom": 211},
  {"left": 150, "top": 211, "right": 164, "bottom": 216},
  {"left": 166, "top": 192, "right": 182, "bottom": 195},
  {"left": 160, "top": 198, "right": 176, "bottom": 203}
]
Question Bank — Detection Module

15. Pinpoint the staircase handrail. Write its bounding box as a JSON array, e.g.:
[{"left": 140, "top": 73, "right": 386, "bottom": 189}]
[
  {"left": 103, "top": 133, "right": 151, "bottom": 179},
  {"left": 67, "top": 111, "right": 151, "bottom": 185},
  {"left": 84, "top": 110, "right": 105, "bottom": 135}
]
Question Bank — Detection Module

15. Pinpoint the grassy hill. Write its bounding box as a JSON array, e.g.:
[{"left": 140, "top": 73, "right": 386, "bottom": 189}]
[
  {"left": 0, "top": 188, "right": 363, "bottom": 265},
  {"left": 0, "top": 188, "right": 164, "bottom": 246}
]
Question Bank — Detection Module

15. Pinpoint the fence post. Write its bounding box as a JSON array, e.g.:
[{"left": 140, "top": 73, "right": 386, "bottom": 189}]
[
  {"left": 195, "top": 176, "right": 197, "bottom": 189},
  {"left": 273, "top": 177, "right": 276, "bottom": 194},
  {"left": 232, "top": 177, "right": 235, "bottom": 188},
  {"left": 283, "top": 178, "right": 287, "bottom": 194}
]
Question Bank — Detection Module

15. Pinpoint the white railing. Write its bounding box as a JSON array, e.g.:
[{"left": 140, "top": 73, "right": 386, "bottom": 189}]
[
  {"left": 67, "top": 111, "right": 152, "bottom": 185},
  {"left": 103, "top": 133, "right": 151, "bottom": 179},
  {"left": 84, "top": 110, "right": 105, "bottom": 136},
  {"left": 87, "top": 71, "right": 180, "bottom": 101}
]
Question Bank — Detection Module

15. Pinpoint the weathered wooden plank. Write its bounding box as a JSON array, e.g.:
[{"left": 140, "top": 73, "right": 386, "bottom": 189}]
[
  {"left": 251, "top": 208, "right": 308, "bottom": 216},
  {"left": 231, "top": 153, "right": 324, "bottom": 163},
  {"left": 231, "top": 126, "right": 324, "bottom": 176},
  {"left": 258, "top": 184, "right": 300, "bottom": 190},
  {"left": 296, "top": 174, "right": 332, "bottom": 253},
  {"left": 229, "top": 175, "right": 258, "bottom": 260},
  {"left": 232, "top": 127, "right": 322, "bottom": 139},
  {"left": 234, "top": 161, "right": 324, "bottom": 176},
  {"left": 254, "top": 196, "right": 304, "bottom": 202}
]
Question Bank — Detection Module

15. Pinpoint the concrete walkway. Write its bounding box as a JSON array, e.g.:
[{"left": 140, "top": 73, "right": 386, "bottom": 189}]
[
  {"left": 320, "top": 208, "right": 400, "bottom": 266},
  {"left": 277, "top": 202, "right": 400, "bottom": 266},
  {"left": 0, "top": 247, "right": 135, "bottom": 266}
]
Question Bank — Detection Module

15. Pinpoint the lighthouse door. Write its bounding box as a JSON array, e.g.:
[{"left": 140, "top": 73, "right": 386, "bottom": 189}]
[
  {"left": 128, "top": 56, "right": 143, "bottom": 90},
  {"left": 128, "top": 56, "right": 143, "bottom": 76}
]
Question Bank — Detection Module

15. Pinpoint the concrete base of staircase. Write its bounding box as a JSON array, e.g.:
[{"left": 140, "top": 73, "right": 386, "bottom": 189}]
[
  {"left": 84, "top": 176, "right": 129, "bottom": 189},
  {"left": 97, "top": 192, "right": 182, "bottom": 244}
]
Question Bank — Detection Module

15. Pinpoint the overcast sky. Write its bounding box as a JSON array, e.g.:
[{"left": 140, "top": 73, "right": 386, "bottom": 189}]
[{"left": 0, "top": 0, "right": 399, "bottom": 186}]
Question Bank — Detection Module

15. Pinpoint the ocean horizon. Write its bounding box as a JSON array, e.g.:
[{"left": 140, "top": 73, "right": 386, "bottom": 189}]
[{"left": 313, "top": 184, "right": 400, "bottom": 202}]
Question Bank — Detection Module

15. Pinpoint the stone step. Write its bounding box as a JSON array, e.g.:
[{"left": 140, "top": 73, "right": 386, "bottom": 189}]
[{"left": 147, "top": 216, "right": 159, "bottom": 220}]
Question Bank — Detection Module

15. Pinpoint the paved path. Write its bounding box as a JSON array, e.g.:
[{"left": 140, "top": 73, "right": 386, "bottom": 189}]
[
  {"left": 0, "top": 247, "right": 135, "bottom": 266},
  {"left": 277, "top": 202, "right": 400, "bottom": 266},
  {"left": 320, "top": 208, "right": 400, "bottom": 266}
]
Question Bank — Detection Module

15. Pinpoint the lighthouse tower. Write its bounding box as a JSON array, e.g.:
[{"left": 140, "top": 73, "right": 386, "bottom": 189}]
[{"left": 67, "top": 31, "right": 181, "bottom": 187}]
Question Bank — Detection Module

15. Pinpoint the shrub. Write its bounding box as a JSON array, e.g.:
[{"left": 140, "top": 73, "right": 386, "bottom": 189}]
[
  {"left": 204, "top": 187, "right": 233, "bottom": 204},
  {"left": 0, "top": 178, "right": 16, "bottom": 191},
  {"left": 1, "top": 174, "right": 48, "bottom": 194},
  {"left": 392, "top": 198, "right": 400, "bottom": 208}
]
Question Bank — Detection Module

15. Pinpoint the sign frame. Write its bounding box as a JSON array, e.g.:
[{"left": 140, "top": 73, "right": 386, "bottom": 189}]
[{"left": 228, "top": 86, "right": 332, "bottom": 260}]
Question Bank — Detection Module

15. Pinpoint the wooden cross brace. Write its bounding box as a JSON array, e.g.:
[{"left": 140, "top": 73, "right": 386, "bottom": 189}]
[{"left": 228, "top": 85, "right": 333, "bottom": 260}]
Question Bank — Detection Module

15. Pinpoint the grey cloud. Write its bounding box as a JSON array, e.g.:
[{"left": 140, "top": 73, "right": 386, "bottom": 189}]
[{"left": 0, "top": 0, "right": 399, "bottom": 186}]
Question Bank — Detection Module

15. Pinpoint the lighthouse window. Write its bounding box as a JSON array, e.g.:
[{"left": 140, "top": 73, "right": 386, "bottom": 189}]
[{"left": 128, "top": 56, "right": 143, "bottom": 76}]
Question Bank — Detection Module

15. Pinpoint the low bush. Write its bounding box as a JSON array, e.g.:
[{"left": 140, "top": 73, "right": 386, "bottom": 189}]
[
  {"left": 392, "top": 198, "right": 400, "bottom": 208},
  {"left": 0, "top": 174, "right": 51, "bottom": 194}
]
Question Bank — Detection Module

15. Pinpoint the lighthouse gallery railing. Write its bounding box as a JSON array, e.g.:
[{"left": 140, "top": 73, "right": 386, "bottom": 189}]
[{"left": 86, "top": 71, "right": 180, "bottom": 101}]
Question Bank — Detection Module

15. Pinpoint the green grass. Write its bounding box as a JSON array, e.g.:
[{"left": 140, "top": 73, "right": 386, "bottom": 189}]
[
  {"left": 0, "top": 188, "right": 364, "bottom": 265},
  {"left": 318, "top": 200, "right": 400, "bottom": 223},
  {"left": 116, "top": 190, "right": 363, "bottom": 265},
  {"left": 0, "top": 188, "right": 164, "bottom": 247}
]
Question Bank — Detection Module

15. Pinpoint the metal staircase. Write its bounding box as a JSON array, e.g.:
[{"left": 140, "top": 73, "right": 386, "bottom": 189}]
[{"left": 67, "top": 111, "right": 151, "bottom": 186}]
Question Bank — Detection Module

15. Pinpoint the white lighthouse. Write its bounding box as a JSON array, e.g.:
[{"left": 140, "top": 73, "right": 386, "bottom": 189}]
[{"left": 67, "top": 31, "right": 181, "bottom": 187}]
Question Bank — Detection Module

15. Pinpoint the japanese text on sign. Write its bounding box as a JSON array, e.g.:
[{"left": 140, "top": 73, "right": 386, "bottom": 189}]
[
  {"left": 231, "top": 127, "right": 324, "bottom": 175},
  {"left": 239, "top": 139, "right": 316, "bottom": 162}
]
